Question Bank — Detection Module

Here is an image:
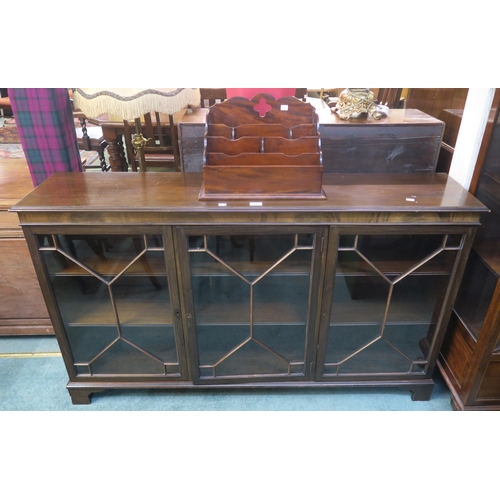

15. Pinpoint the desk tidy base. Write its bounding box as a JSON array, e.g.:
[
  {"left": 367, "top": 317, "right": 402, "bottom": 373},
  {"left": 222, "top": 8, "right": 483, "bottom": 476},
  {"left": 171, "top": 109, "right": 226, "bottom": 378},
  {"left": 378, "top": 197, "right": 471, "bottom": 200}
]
[
  {"left": 12, "top": 172, "right": 487, "bottom": 404},
  {"left": 200, "top": 94, "right": 325, "bottom": 200}
]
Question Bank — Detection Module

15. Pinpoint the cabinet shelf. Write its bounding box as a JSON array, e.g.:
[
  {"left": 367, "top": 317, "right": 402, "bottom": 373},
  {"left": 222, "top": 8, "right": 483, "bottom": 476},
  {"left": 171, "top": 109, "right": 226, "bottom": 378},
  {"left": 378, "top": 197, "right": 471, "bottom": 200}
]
[
  {"left": 189, "top": 260, "right": 312, "bottom": 277},
  {"left": 50, "top": 254, "right": 167, "bottom": 278},
  {"left": 336, "top": 257, "right": 454, "bottom": 277},
  {"left": 194, "top": 300, "right": 308, "bottom": 326},
  {"left": 57, "top": 286, "right": 173, "bottom": 327},
  {"left": 330, "top": 299, "right": 436, "bottom": 326}
]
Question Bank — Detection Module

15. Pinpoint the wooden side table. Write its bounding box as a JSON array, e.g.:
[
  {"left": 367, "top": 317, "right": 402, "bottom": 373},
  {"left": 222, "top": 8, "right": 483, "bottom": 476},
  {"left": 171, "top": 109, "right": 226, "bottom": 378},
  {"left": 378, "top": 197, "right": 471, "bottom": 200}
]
[{"left": 0, "top": 159, "right": 53, "bottom": 335}]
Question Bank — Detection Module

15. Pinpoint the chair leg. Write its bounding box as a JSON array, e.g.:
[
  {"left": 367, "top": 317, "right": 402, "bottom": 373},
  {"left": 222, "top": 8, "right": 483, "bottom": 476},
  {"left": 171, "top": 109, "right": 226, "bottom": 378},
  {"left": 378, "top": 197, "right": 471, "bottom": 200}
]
[{"left": 99, "top": 141, "right": 109, "bottom": 171}]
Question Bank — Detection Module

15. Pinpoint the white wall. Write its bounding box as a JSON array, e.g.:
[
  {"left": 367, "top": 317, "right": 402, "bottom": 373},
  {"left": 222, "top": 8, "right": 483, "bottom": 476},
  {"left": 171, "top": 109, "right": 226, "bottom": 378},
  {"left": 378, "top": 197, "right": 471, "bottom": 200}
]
[{"left": 448, "top": 88, "right": 496, "bottom": 190}]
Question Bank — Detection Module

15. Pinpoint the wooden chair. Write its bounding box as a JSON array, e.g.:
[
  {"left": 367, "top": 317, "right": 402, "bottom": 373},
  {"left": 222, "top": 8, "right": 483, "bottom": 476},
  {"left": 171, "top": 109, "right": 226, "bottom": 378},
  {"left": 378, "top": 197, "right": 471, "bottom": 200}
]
[
  {"left": 74, "top": 111, "right": 109, "bottom": 171},
  {"left": 200, "top": 88, "right": 227, "bottom": 108},
  {"left": 122, "top": 112, "right": 180, "bottom": 172},
  {"left": 375, "top": 88, "right": 404, "bottom": 108}
]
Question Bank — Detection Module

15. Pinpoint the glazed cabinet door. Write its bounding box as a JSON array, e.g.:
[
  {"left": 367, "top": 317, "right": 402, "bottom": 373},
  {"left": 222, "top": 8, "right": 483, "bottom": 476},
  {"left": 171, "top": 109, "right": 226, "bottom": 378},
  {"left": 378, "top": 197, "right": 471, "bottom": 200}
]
[
  {"left": 27, "top": 228, "right": 188, "bottom": 381},
  {"left": 176, "top": 226, "right": 326, "bottom": 383},
  {"left": 316, "top": 227, "right": 473, "bottom": 381}
]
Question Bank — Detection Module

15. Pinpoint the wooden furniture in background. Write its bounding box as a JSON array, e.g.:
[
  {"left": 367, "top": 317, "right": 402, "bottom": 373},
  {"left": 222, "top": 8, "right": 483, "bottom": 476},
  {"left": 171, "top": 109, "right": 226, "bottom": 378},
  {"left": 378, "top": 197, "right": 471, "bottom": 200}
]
[
  {"left": 123, "top": 112, "right": 180, "bottom": 172},
  {"left": 199, "top": 94, "right": 324, "bottom": 200},
  {"left": 199, "top": 88, "right": 227, "bottom": 108},
  {"left": 88, "top": 112, "right": 184, "bottom": 172},
  {"left": 375, "top": 88, "right": 404, "bottom": 108},
  {"left": 73, "top": 111, "right": 109, "bottom": 171},
  {"left": 12, "top": 171, "right": 486, "bottom": 404},
  {"left": 438, "top": 89, "right": 500, "bottom": 410},
  {"left": 0, "top": 159, "right": 53, "bottom": 336},
  {"left": 178, "top": 105, "right": 444, "bottom": 174},
  {"left": 406, "top": 88, "right": 469, "bottom": 173}
]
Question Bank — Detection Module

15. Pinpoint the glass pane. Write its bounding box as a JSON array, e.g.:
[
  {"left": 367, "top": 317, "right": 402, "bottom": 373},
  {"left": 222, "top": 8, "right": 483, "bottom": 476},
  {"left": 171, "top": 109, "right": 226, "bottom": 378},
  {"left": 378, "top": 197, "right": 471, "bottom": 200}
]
[
  {"left": 324, "top": 233, "right": 458, "bottom": 377},
  {"left": 39, "top": 234, "right": 179, "bottom": 377},
  {"left": 323, "top": 324, "right": 427, "bottom": 375},
  {"left": 189, "top": 232, "right": 314, "bottom": 379}
]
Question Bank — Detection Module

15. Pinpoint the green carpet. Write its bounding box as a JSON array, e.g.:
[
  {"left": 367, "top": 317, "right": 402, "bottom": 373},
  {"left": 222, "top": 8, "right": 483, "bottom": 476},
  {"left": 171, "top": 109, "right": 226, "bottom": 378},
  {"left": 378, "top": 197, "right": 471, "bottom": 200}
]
[{"left": 0, "top": 336, "right": 453, "bottom": 411}]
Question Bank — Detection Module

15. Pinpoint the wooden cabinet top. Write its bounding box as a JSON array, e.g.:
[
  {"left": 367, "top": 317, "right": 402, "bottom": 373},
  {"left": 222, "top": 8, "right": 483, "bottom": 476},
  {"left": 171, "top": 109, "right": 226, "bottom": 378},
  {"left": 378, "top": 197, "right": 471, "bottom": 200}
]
[
  {"left": 179, "top": 105, "right": 444, "bottom": 128},
  {"left": 12, "top": 172, "right": 487, "bottom": 226}
]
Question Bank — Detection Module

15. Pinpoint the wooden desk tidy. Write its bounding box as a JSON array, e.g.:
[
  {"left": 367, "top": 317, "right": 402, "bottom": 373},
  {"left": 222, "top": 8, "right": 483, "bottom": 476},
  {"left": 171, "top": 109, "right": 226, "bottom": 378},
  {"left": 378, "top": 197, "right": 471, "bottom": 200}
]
[{"left": 199, "top": 93, "right": 326, "bottom": 200}]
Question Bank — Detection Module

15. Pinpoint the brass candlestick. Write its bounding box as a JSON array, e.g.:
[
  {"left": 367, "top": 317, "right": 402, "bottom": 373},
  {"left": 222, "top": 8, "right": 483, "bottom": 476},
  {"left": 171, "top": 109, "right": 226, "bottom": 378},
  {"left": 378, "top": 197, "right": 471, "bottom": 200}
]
[{"left": 132, "top": 117, "right": 150, "bottom": 172}]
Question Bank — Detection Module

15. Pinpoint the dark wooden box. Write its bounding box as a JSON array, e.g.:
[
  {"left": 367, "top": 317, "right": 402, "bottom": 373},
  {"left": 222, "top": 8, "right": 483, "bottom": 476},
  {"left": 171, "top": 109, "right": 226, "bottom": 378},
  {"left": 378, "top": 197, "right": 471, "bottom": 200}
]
[
  {"left": 179, "top": 106, "right": 444, "bottom": 175},
  {"left": 318, "top": 108, "right": 444, "bottom": 173}
]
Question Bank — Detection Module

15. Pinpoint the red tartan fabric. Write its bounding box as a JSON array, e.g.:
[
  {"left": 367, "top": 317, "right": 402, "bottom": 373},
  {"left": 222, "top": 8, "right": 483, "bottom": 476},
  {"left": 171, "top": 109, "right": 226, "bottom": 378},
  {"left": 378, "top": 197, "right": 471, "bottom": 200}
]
[{"left": 8, "top": 88, "right": 83, "bottom": 186}]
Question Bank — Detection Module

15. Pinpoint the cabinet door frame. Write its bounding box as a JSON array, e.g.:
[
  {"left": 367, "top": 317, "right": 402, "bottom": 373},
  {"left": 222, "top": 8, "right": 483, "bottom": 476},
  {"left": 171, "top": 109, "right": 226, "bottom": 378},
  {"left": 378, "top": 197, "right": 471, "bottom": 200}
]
[
  {"left": 315, "top": 224, "right": 477, "bottom": 383},
  {"left": 175, "top": 224, "right": 327, "bottom": 385},
  {"left": 23, "top": 225, "right": 190, "bottom": 383}
]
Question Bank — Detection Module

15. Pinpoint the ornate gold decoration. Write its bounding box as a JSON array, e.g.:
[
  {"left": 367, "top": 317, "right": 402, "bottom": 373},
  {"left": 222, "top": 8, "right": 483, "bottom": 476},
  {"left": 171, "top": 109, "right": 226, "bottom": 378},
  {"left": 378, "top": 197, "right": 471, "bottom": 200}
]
[
  {"left": 132, "top": 132, "right": 149, "bottom": 171},
  {"left": 335, "top": 88, "right": 383, "bottom": 120},
  {"left": 131, "top": 132, "right": 148, "bottom": 151}
]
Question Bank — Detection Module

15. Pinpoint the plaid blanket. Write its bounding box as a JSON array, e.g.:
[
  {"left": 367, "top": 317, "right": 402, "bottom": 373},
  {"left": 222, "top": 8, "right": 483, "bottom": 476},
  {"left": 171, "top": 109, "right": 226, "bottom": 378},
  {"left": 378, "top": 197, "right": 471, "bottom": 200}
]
[{"left": 8, "top": 88, "right": 82, "bottom": 186}]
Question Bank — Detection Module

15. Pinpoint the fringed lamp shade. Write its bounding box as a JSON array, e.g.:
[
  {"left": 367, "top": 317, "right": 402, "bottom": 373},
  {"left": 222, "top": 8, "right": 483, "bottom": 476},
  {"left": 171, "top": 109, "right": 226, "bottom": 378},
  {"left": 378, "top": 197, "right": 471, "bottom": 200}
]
[{"left": 72, "top": 88, "right": 201, "bottom": 120}]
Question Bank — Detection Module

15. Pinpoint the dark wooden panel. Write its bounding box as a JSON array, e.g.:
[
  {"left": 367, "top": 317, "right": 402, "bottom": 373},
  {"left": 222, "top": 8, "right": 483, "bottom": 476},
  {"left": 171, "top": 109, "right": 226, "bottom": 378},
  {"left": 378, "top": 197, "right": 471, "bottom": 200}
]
[
  {"left": 320, "top": 131, "right": 442, "bottom": 173},
  {"left": 441, "top": 109, "right": 463, "bottom": 148},
  {"left": 476, "top": 360, "right": 500, "bottom": 399},
  {"left": 440, "top": 313, "right": 476, "bottom": 390},
  {"left": 406, "top": 89, "right": 468, "bottom": 121}
]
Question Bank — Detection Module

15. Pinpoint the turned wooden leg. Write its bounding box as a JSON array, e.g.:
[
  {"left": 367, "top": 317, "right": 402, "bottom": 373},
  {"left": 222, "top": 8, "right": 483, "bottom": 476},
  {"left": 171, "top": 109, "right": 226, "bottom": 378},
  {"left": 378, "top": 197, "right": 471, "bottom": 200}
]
[
  {"left": 102, "top": 128, "right": 127, "bottom": 172},
  {"left": 106, "top": 140, "right": 126, "bottom": 172}
]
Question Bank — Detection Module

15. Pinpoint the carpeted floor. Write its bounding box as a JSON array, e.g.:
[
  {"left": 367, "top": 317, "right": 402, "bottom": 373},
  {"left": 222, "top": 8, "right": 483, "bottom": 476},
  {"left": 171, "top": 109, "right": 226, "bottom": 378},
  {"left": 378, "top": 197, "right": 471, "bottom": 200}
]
[
  {"left": 0, "top": 336, "right": 454, "bottom": 411},
  {"left": 0, "top": 123, "right": 20, "bottom": 143},
  {"left": 0, "top": 143, "right": 25, "bottom": 159},
  {"left": 0, "top": 121, "right": 100, "bottom": 165}
]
